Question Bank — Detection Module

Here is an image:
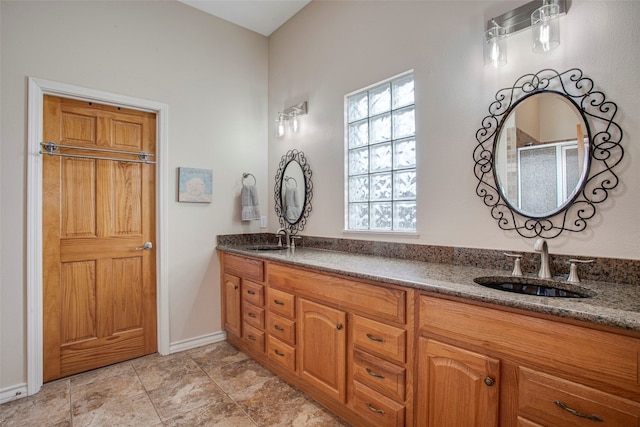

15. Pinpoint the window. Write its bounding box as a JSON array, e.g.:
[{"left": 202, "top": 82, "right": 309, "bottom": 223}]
[{"left": 345, "top": 72, "right": 416, "bottom": 231}]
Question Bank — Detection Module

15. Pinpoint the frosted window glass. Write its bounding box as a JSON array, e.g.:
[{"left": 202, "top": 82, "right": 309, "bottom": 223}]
[
  {"left": 348, "top": 92, "right": 368, "bottom": 123},
  {"left": 369, "top": 84, "right": 391, "bottom": 116},
  {"left": 345, "top": 73, "right": 416, "bottom": 231},
  {"left": 348, "top": 120, "right": 369, "bottom": 148},
  {"left": 370, "top": 143, "right": 392, "bottom": 172},
  {"left": 392, "top": 74, "right": 414, "bottom": 109}
]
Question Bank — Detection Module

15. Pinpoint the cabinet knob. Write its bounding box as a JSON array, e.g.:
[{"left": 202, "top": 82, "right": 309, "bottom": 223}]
[
  {"left": 336, "top": 323, "right": 343, "bottom": 330},
  {"left": 234, "top": 285, "right": 239, "bottom": 290},
  {"left": 484, "top": 376, "right": 495, "bottom": 387}
]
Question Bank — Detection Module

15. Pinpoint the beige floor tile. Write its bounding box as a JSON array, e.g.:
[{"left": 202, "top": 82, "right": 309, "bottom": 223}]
[
  {"left": 133, "top": 353, "right": 204, "bottom": 392},
  {"left": 0, "top": 378, "right": 71, "bottom": 426},
  {"left": 163, "top": 397, "right": 256, "bottom": 427},
  {"left": 188, "top": 341, "right": 249, "bottom": 369},
  {"left": 146, "top": 371, "right": 228, "bottom": 421},
  {"left": 71, "top": 370, "right": 146, "bottom": 416},
  {"left": 205, "top": 357, "right": 275, "bottom": 394},
  {"left": 71, "top": 392, "right": 161, "bottom": 427},
  {"left": 69, "top": 361, "right": 135, "bottom": 388},
  {"left": 0, "top": 341, "right": 350, "bottom": 426}
]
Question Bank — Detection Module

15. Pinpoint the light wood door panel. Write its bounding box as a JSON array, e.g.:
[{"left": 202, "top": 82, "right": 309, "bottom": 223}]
[
  {"left": 298, "top": 298, "right": 347, "bottom": 403},
  {"left": 417, "top": 338, "right": 500, "bottom": 427},
  {"left": 43, "top": 95, "right": 157, "bottom": 381}
]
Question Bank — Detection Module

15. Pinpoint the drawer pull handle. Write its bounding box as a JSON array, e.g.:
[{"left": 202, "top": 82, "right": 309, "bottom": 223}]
[
  {"left": 248, "top": 313, "right": 257, "bottom": 318},
  {"left": 248, "top": 335, "right": 256, "bottom": 341},
  {"left": 554, "top": 401, "right": 603, "bottom": 422},
  {"left": 484, "top": 377, "right": 495, "bottom": 387},
  {"left": 274, "top": 349, "right": 285, "bottom": 357},
  {"left": 336, "top": 323, "right": 343, "bottom": 331},
  {"left": 366, "top": 402, "right": 385, "bottom": 415},
  {"left": 366, "top": 368, "right": 385, "bottom": 379},
  {"left": 274, "top": 299, "right": 285, "bottom": 306},
  {"left": 366, "top": 333, "right": 385, "bottom": 343},
  {"left": 274, "top": 325, "right": 285, "bottom": 332},
  {"left": 247, "top": 290, "right": 256, "bottom": 295}
]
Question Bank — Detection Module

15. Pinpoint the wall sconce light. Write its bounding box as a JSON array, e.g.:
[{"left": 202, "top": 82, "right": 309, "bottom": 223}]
[
  {"left": 275, "top": 101, "right": 308, "bottom": 138},
  {"left": 484, "top": 0, "right": 566, "bottom": 67}
]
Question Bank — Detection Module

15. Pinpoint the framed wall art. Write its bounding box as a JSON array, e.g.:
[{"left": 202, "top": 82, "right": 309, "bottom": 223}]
[{"left": 178, "top": 167, "right": 213, "bottom": 203}]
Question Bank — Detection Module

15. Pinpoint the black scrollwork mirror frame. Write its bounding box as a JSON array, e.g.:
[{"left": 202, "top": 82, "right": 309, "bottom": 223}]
[
  {"left": 274, "top": 149, "right": 313, "bottom": 235},
  {"left": 474, "top": 68, "right": 623, "bottom": 239}
]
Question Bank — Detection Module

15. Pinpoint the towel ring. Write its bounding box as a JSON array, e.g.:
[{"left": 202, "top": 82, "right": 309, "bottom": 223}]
[
  {"left": 284, "top": 176, "right": 297, "bottom": 188},
  {"left": 242, "top": 172, "right": 256, "bottom": 186}
]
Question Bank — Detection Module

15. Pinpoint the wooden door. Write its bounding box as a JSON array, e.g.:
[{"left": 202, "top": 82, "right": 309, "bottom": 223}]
[
  {"left": 298, "top": 298, "right": 346, "bottom": 403},
  {"left": 416, "top": 338, "right": 500, "bottom": 427},
  {"left": 42, "top": 95, "right": 157, "bottom": 381}
]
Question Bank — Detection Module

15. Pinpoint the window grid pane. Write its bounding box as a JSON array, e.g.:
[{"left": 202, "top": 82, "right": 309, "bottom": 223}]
[{"left": 346, "top": 73, "right": 416, "bottom": 231}]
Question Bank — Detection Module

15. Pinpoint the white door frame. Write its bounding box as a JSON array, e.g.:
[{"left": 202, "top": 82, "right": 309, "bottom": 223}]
[{"left": 26, "top": 77, "right": 170, "bottom": 395}]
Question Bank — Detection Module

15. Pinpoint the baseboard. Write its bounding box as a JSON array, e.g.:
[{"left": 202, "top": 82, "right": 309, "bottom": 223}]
[
  {"left": 169, "top": 330, "right": 227, "bottom": 354},
  {"left": 1, "top": 383, "right": 28, "bottom": 404}
]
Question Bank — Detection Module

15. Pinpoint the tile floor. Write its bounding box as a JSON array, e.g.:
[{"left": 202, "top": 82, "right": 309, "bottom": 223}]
[{"left": 0, "top": 341, "right": 349, "bottom": 426}]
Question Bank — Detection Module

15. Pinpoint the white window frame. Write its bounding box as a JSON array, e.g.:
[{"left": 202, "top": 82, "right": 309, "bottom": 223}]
[{"left": 344, "top": 71, "right": 417, "bottom": 234}]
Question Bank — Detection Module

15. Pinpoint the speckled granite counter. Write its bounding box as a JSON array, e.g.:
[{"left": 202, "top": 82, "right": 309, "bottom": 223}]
[{"left": 218, "top": 244, "right": 640, "bottom": 334}]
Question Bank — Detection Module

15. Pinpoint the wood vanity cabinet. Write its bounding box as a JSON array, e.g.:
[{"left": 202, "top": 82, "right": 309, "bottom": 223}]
[
  {"left": 220, "top": 252, "right": 640, "bottom": 426},
  {"left": 220, "top": 253, "right": 414, "bottom": 427},
  {"left": 220, "top": 253, "right": 266, "bottom": 352},
  {"left": 417, "top": 293, "right": 640, "bottom": 426}
]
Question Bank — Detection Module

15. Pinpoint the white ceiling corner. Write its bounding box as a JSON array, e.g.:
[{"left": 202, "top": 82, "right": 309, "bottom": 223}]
[{"left": 178, "top": 0, "right": 312, "bottom": 37}]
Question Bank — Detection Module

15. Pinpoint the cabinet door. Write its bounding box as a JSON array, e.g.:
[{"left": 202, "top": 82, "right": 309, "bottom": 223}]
[
  {"left": 416, "top": 338, "right": 500, "bottom": 427},
  {"left": 298, "top": 298, "right": 347, "bottom": 403},
  {"left": 223, "top": 273, "right": 241, "bottom": 337}
]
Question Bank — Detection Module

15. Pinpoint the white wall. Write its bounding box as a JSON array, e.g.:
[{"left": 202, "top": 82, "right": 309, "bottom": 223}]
[
  {"left": 268, "top": 0, "right": 640, "bottom": 260},
  {"left": 1, "top": 1, "right": 267, "bottom": 393}
]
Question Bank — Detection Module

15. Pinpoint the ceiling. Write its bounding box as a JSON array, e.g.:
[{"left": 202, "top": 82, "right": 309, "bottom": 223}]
[{"left": 178, "top": 0, "right": 312, "bottom": 36}]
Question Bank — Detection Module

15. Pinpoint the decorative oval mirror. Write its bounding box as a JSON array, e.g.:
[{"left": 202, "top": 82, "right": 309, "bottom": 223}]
[
  {"left": 475, "top": 69, "right": 623, "bottom": 239},
  {"left": 274, "top": 149, "right": 313, "bottom": 234},
  {"left": 494, "top": 92, "right": 591, "bottom": 218}
]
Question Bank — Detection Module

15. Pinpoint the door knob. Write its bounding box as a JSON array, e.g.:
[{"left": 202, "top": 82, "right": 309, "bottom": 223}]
[{"left": 136, "top": 242, "right": 153, "bottom": 251}]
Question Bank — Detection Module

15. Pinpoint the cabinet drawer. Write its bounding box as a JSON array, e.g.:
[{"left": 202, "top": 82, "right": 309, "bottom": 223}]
[
  {"left": 243, "top": 280, "right": 264, "bottom": 306},
  {"left": 224, "top": 254, "right": 264, "bottom": 282},
  {"left": 268, "top": 263, "right": 406, "bottom": 324},
  {"left": 267, "top": 336, "right": 296, "bottom": 372},
  {"left": 353, "top": 350, "right": 405, "bottom": 402},
  {"left": 242, "top": 322, "right": 265, "bottom": 352},
  {"left": 353, "top": 315, "right": 406, "bottom": 364},
  {"left": 268, "top": 288, "right": 296, "bottom": 320},
  {"left": 518, "top": 367, "right": 640, "bottom": 427},
  {"left": 268, "top": 313, "right": 295, "bottom": 346},
  {"left": 352, "top": 381, "right": 405, "bottom": 427},
  {"left": 242, "top": 301, "right": 265, "bottom": 329}
]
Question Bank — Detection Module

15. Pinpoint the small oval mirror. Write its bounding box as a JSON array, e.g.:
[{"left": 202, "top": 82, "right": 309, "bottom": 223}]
[
  {"left": 493, "top": 92, "right": 590, "bottom": 218},
  {"left": 280, "top": 160, "right": 306, "bottom": 224},
  {"left": 274, "top": 149, "right": 313, "bottom": 234}
]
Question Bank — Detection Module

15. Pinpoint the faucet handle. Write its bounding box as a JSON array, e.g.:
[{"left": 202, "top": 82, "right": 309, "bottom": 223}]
[
  {"left": 504, "top": 253, "right": 523, "bottom": 277},
  {"left": 567, "top": 259, "right": 594, "bottom": 283}
]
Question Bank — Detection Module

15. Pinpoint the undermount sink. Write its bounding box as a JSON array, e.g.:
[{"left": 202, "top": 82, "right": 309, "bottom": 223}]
[
  {"left": 474, "top": 276, "right": 594, "bottom": 298},
  {"left": 246, "top": 244, "right": 286, "bottom": 251}
]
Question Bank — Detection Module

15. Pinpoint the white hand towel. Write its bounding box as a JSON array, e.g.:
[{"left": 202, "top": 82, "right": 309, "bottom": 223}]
[{"left": 241, "top": 184, "right": 260, "bottom": 221}]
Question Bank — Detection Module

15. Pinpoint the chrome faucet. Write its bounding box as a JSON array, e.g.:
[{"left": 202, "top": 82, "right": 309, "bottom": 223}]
[
  {"left": 276, "top": 227, "right": 291, "bottom": 248},
  {"left": 533, "top": 238, "right": 552, "bottom": 279}
]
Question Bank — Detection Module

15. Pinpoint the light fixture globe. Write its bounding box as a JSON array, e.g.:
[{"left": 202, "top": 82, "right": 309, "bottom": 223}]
[{"left": 531, "top": 2, "right": 560, "bottom": 53}]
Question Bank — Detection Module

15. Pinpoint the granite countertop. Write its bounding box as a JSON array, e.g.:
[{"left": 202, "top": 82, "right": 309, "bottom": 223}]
[{"left": 218, "top": 245, "right": 640, "bottom": 334}]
